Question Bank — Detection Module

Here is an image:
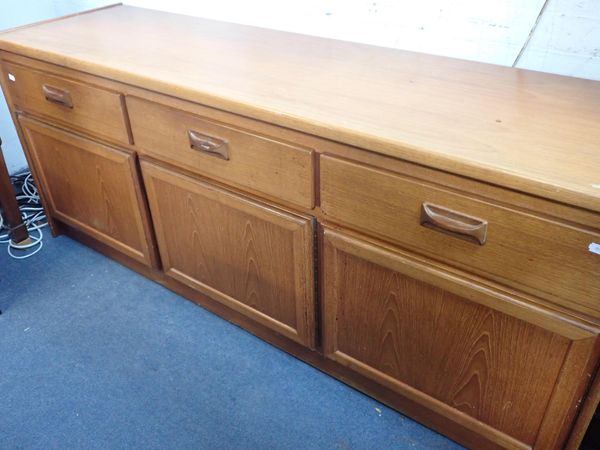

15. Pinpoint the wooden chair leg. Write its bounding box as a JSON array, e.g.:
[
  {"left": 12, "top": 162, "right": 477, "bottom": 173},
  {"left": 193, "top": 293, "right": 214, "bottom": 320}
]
[{"left": 0, "top": 137, "right": 29, "bottom": 244}]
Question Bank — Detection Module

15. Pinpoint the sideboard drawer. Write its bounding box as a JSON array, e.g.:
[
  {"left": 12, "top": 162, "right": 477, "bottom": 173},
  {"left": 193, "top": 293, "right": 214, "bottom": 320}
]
[
  {"left": 320, "top": 154, "right": 600, "bottom": 316},
  {"left": 128, "top": 96, "right": 314, "bottom": 209},
  {"left": 2, "top": 61, "right": 130, "bottom": 144}
]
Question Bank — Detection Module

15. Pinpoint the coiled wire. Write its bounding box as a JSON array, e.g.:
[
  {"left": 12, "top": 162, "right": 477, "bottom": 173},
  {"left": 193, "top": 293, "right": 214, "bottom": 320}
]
[{"left": 0, "top": 171, "right": 47, "bottom": 259}]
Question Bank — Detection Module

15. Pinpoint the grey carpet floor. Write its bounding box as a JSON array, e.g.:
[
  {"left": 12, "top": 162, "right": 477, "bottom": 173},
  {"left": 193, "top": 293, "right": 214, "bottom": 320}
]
[{"left": 0, "top": 230, "right": 462, "bottom": 449}]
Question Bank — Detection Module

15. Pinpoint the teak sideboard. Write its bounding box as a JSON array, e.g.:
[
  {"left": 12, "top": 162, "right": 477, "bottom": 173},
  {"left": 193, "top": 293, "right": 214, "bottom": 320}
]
[{"left": 1, "top": 5, "right": 599, "bottom": 449}]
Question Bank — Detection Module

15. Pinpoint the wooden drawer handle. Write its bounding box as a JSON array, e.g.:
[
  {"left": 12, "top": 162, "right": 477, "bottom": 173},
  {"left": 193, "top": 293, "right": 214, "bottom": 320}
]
[
  {"left": 420, "top": 202, "right": 488, "bottom": 245},
  {"left": 188, "top": 130, "right": 229, "bottom": 160},
  {"left": 42, "top": 84, "right": 73, "bottom": 109}
]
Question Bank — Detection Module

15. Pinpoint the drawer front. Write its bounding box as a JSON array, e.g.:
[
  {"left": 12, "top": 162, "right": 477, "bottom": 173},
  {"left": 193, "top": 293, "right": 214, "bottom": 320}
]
[
  {"left": 323, "top": 229, "right": 599, "bottom": 449},
  {"left": 19, "top": 115, "right": 155, "bottom": 266},
  {"left": 320, "top": 155, "right": 600, "bottom": 316},
  {"left": 2, "top": 61, "right": 130, "bottom": 144},
  {"left": 141, "top": 161, "right": 315, "bottom": 348},
  {"left": 128, "top": 96, "right": 314, "bottom": 209}
]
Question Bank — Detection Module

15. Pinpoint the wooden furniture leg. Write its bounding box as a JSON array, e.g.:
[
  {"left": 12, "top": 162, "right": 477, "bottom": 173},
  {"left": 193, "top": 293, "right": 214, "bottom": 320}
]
[{"left": 0, "top": 137, "right": 28, "bottom": 244}]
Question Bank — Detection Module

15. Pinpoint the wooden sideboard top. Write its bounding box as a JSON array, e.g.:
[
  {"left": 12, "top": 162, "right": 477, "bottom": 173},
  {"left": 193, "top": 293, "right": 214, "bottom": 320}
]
[{"left": 1, "top": 4, "right": 599, "bottom": 212}]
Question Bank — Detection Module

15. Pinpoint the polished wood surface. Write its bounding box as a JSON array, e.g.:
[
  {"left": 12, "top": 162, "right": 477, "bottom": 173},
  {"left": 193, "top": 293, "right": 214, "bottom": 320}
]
[
  {"left": 18, "top": 115, "right": 156, "bottom": 266},
  {"left": 2, "top": 60, "right": 130, "bottom": 145},
  {"left": 0, "top": 139, "right": 28, "bottom": 243},
  {"left": 142, "top": 161, "right": 315, "bottom": 347},
  {"left": 1, "top": 5, "right": 599, "bottom": 212},
  {"left": 321, "top": 154, "right": 600, "bottom": 318},
  {"left": 322, "top": 228, "right": 600, "bottom": 449},
  {"left": 128, "top": 96, "right": 314, "bottom": 209}
]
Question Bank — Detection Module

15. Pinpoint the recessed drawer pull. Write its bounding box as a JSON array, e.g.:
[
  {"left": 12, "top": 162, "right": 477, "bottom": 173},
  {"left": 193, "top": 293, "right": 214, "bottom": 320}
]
[
  {"left": 42, "top": 84, "right": 73, "bottom": 109},
  {"left": 420, "top": 202, "right": 488, "bottom": 245},
  {"left": 187, "top": 129, "right": 229, "bottom": 160}
]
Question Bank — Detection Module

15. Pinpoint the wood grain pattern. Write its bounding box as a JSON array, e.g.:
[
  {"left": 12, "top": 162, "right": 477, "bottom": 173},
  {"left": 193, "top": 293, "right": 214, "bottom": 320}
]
[
  {"left": 320, "top": 154, "right": 600, "bottom": 318},
  {"left": 127, "top": 96, "right": 314, "bottom": 209},
  {"left": 0, "top": 5, "right": 599, "bottom": 211},
  {"left": 141, "top": 160, "right": 315, "bottom": 347},
  {"left": 322, "top": 228, "right": 599, "bottom": 449},
  {"left": 18, "top": 115, "right": 155, "bottom": 266},
  {"left": 2, "top": 60, "right": 130, "bottom": 145}
]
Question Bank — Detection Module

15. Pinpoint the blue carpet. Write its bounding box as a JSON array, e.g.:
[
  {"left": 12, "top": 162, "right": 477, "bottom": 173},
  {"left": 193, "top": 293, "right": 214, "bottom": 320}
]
[{"left": 0, "top": 230, "right": 463, "bottom": 450}]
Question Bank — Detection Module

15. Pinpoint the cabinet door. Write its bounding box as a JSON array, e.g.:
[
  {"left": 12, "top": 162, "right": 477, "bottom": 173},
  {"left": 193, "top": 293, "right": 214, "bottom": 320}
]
[
  {"left": 19, "top": 115, "right": 156, "bottom": 266},
  {"left": 141, "top": 161, "right": 315, "bottom": 348},
  {"left": 322, "top": 229, "right": 599, "bottom": 450}
]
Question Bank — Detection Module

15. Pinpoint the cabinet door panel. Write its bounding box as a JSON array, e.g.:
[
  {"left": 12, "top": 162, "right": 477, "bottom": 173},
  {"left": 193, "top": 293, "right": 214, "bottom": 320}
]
[
  {"left": 19, "top": 115, "right": 155, "bottom": 266},
  {"left": 322, "top": 229, "right": 599, "bottom": 450},
  {"left": 141, "top": 161, "right": 315, "bottom": 348}
]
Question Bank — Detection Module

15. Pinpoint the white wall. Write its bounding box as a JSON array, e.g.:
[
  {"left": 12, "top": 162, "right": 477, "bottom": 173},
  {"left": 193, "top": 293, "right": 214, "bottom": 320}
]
[
  {"left": 126, "top": 0, "right": 548, "bottom": 67},
  {"left": 0, "top": 0, "right": 108, "bottom": 173},
  {"left": 1, "top": 0, "right": 599, "bottom": 173},
  {"left": 124, "top": 0, "right": 600, "bottom": 75},
  {"left": 516, "top": 0, "right": 600, "bottom": 79}
]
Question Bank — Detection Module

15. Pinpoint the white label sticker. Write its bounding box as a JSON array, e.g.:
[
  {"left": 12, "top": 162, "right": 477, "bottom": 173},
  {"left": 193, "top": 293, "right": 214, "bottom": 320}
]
[
  {"left": 7, "top": 73, "right": 15, "bottom": 82},
  {"left": 592, "top": 184, "right": 600, "bottom": 189},
  {"left": 589, "top": 243, "right": 600, "bottom": 255}
]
